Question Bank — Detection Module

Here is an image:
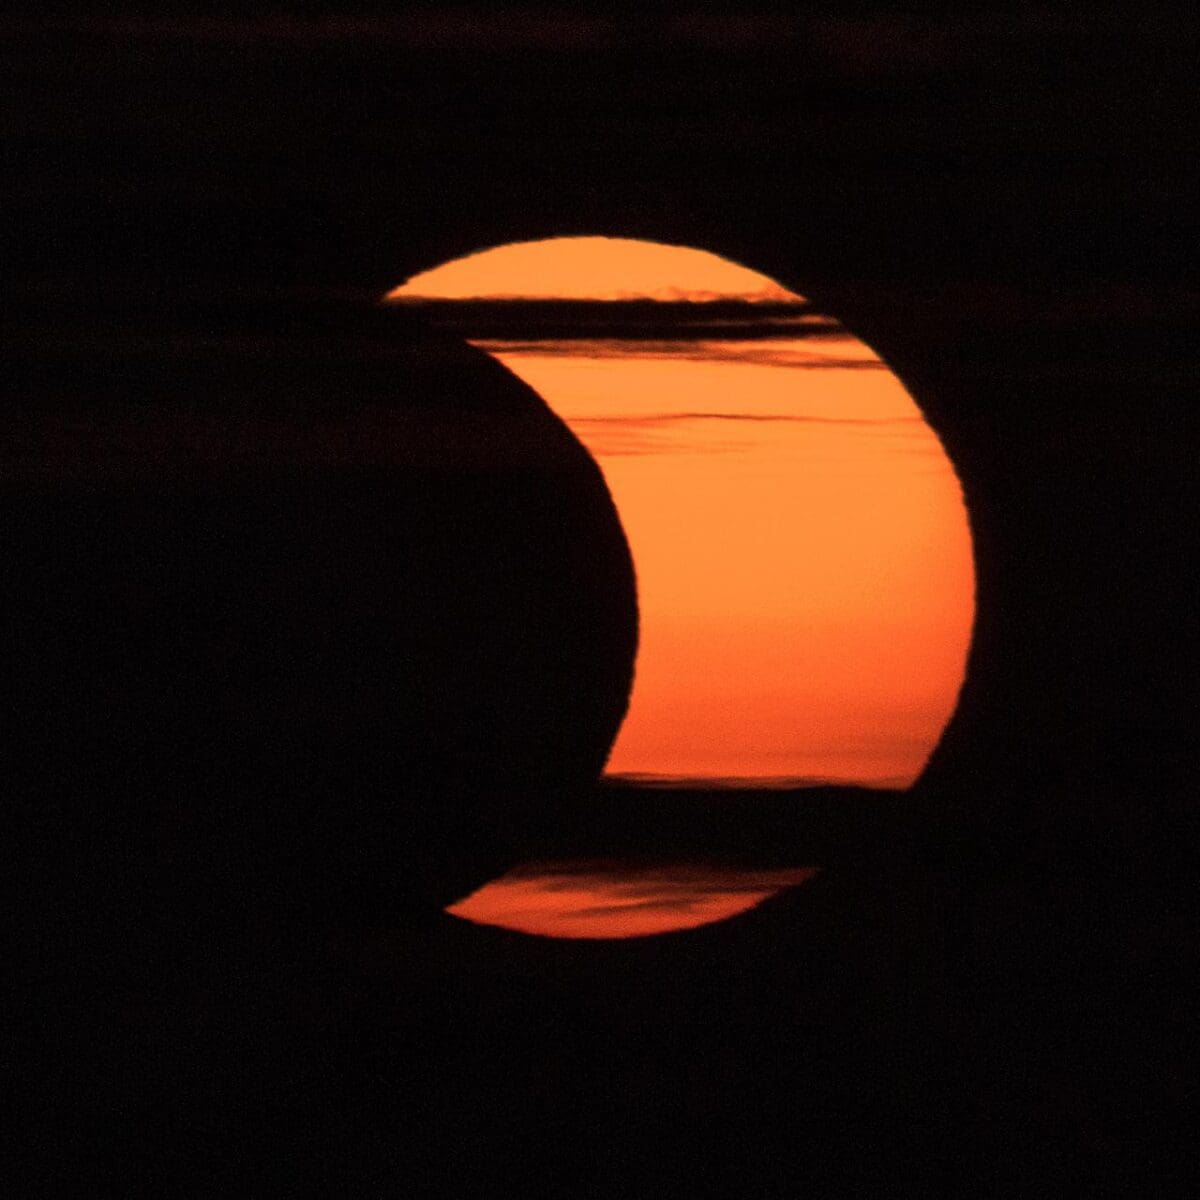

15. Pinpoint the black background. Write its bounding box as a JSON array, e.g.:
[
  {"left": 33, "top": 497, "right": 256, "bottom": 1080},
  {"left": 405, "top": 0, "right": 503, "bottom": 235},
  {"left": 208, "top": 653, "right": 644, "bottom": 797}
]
[{"left": 7, "top": 5, "right": 1197, "bottom": 1195}]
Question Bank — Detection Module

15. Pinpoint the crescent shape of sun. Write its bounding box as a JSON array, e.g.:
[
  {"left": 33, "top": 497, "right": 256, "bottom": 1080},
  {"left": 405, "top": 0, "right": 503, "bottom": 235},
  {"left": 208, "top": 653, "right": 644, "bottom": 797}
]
[{"left": 387, "top": 237, "right": 975, "bottom": 793}]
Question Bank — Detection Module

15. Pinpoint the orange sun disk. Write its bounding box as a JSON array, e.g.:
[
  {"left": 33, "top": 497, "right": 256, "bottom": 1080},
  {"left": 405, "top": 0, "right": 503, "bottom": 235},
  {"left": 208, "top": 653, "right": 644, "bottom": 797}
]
[
  {"left": 388, "top": 237, "right": 974, "bottom": 790},
  {"left": 389, "top": 236, "right": 974, "bottom": 938}
]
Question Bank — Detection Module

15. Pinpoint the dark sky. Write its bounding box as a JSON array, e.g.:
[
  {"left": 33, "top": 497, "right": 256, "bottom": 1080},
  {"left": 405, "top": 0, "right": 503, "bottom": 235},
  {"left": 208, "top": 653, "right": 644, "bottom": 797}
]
[
  {"left": 9, "top": 9, "right": 1198, "bottom": 1194},
  {"left": 5, "top": 2, "right": 1197, "bottom": 799},
  {"left": 5, "top": 6, "right": 1197, "bottom": 292},
  {"left": 6, "top": 2, "right": 1198, "bottom": 817}
]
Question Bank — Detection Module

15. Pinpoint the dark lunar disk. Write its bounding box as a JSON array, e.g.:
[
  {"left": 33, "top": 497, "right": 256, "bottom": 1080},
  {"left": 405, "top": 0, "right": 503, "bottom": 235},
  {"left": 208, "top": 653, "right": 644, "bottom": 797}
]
[{"left": 3, "top": 296, "right": 638, "bottom": 936}]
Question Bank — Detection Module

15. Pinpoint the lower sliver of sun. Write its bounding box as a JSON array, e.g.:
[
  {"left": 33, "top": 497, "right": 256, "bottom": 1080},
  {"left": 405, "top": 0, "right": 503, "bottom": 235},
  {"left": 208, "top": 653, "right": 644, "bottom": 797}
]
[{"left": 446, "top": 863, "right": 821, "bottom": 940}]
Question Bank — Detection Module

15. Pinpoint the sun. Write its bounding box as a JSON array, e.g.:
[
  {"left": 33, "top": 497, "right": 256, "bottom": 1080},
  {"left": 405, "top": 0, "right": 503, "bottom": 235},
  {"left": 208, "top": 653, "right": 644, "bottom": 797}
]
[{"left": 387, "top": 237, "right": 975, "bottom": 789}]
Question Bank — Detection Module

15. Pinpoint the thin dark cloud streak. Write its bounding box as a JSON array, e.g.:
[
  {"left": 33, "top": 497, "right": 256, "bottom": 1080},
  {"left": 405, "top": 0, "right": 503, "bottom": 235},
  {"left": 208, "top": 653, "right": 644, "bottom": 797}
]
[
  {"left": 556, "top": 412, "right": 921, "bottom": 426},
  {"left": 574, "top": 896, "right": 714, "bottom": 917},
  {"left": 477, "top": 341, "right": 884, "bottom": 368},
  {"left": 459, "top": 324, "right": 848, "bottom": 345},
  {"left": 393, "top": 300, "right": 821, "bottom": 316},
  {"left": 602, "top": 773, "right": 909, "bottom": 790},
  {"left": 468, "top": 327, "right": 856, "bottom": 344},
  {"left": 390, "top": 299, "right": 843, "bottom": 344},
  {"left": 563, "top": 415, "right": 938, "bottom": 459}
]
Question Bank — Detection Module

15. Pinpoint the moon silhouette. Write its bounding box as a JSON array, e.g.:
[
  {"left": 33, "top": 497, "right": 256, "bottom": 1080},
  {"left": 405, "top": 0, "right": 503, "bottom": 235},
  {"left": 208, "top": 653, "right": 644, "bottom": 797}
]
[
  {"left": 4, "top": 296, "right": 637, "bottom": 920},
  {"left": 388, "top": 237, "right": 975, "bottom": 790}
]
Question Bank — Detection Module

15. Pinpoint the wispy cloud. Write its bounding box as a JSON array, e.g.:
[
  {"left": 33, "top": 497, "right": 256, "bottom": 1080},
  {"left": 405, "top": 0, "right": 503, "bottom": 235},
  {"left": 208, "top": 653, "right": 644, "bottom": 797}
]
[
  {"left": 603, "top": 772, "right": 911, "bottom": 790},
  {"left": 557, "top": 411, "right": 932, "bottom": 459},
  {"left": 564, "top": 411, "right": 921, "bottom": 426},
  {"left": 476, "top": 338, "right": 883, "bottom": 369},
  {"left": 390, "top": 299, "right": 840, "bottom": 345}
]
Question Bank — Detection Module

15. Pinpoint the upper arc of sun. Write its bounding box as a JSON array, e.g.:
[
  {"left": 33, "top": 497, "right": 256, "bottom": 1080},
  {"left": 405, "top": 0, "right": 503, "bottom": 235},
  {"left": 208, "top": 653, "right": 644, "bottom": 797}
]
[{"left": 384, "top": 236, "right": 808, "bottom": 306}]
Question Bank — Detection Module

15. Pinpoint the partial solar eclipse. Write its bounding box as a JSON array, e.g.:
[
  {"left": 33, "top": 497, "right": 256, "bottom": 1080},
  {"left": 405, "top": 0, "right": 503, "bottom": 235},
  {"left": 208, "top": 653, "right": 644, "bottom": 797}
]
[{"left": 388, "top": 237, "right": 974, "bottom": 792}]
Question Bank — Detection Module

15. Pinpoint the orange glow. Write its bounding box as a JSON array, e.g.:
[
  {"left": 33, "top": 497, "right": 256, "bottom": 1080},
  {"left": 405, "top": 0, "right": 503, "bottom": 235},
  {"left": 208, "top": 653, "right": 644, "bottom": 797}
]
[
  {"left": 387, "top": 237, "right": 975, "bottom": 787},
  {"left": 446, "top": 862, "right": 820, "bottom": 939}
]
